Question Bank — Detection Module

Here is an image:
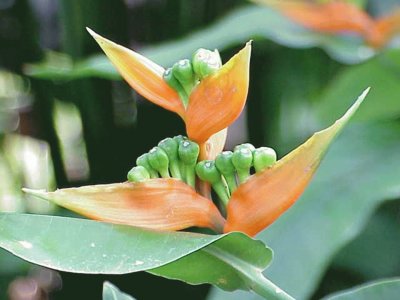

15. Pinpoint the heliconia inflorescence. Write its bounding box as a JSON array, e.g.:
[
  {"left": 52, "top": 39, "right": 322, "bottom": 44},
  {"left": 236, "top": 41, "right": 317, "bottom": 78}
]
[{"left": 30, "top": 29, "right": 367, "bottom": 238}]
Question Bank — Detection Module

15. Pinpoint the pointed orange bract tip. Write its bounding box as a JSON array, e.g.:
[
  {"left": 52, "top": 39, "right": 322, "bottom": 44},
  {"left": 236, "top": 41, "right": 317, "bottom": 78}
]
[
  {"left": 224, "top": 89, "right": 369, "bottom": 236},
  {"left": 24, "top": 179, "right": 225, "bottom": 232},
  {"left": 185, "top": 42, "right": 251, "bottom": 143},
  {"left": 87, "top": 28, "right": 185, "bottom": 118}
]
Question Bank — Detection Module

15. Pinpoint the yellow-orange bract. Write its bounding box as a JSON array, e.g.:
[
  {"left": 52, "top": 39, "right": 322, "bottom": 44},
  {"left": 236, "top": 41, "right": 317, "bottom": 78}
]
[
  {"left": 87, "top": 28, "right": 250, "bottom": 159},
  {"left": 23, "top": 29, "right": 368, "bottom": 237},
  {"left": 255, "top": 0, "right": 400, "bottom": 48}
]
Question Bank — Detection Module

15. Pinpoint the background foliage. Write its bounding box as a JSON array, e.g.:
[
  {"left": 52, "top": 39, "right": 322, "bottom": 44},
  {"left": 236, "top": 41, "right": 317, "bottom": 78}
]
[{"left": 0, "top": 0, "right": 399, "bottom": 299}]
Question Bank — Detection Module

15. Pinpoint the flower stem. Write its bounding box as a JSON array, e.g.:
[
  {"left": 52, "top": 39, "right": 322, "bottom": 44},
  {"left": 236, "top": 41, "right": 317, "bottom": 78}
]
[{"left": 251, "top": 273, "right": 295, "bottom": 300}]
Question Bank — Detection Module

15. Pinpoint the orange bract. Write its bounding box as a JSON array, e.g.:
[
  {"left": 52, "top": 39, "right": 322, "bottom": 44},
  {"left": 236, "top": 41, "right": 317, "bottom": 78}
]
[
  {"left": 24, "top": 179, "right": 225, "bottom": 232},
  {"left": 88, "top": 28, "right": 251, "bottom": 144},
  {"left": 87, "top": 28, "right": 185, "bottom": 118},
  {"left": 186, "top": 42, "right": 251, "bottom": 143},
  {"left": 224, "top": 89, "right": 368, "bottom": 236},
  {"left": 257, "top": 0, "right": 400, "bottom": 48}
]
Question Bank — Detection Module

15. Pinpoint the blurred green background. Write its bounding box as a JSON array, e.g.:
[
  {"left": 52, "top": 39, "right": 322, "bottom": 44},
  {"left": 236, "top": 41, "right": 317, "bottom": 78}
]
[{"left": 0, "top": 0, "right": 399, "bottom": 299}]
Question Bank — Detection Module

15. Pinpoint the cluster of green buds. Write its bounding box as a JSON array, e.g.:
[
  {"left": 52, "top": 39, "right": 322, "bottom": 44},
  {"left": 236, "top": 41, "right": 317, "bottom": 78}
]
[
  {"left": 196, "top": 144, "right": 277, "bottom": 206},
  {"left": 128, "top": 138, "right": 277, "bottom": 207},
  {"left": 163, "top": 48, "right": 222, "bottom": 107},
  {"left": 127, "top": 136, "right": 200, "bottom": 188}
]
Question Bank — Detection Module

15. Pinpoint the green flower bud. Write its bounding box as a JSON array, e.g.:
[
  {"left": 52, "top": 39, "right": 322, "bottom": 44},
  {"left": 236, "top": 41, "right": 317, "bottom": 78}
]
[
  {"left": 172, "top": 59, "right": 195, "bottom": 85},
  {"left": 136, "top": 153, "right": 158, "bottom": 178},
  {"left": 173, "top": 135, "right": 188, "bottom": 144},
  {"left": 178, "top": 140, "right": 200, "bottom": 167},
  {"left": 173, "top": 135, "right": 188, "bottom": 180},
  {"left": 232, "top": 147, "right": 253, "bottom": 184},
  {"left": 158, "top": 137, "right": 181, "bottom": 179},
  {"left": 196, "top": 160, "right": 229, "bottom": 206},
  {"left": 234, "top": 143, "right": 256, "bottom": 152},
  {"left": 215, "top": 151, "right": 237, "bottom": 194},
  {"left": 163, "top": 67, "right": 183, "bottom": 93},
  {"left": 148, "top": 147, "right": 170, "bottom": 178},
  {"left": 127, "top": 166, "right": 150, "bottom": 182},
  {"left": 158, "top": 137, "right": 179, "bottom": 160},
  {"left": 253, "top": 147, "right": 277, "bottom": 173},
  {"left": 196, "top": 160, "right": 221, "bottom": 184},
  {"left": 192, "top": 48, "right": 222, "bottom": 79},
  {"left": 163, "top": 67, "right": 188, "bottom": 107},
  {"left": 178, "top": 139, "right": 200, "bottom": 188}
]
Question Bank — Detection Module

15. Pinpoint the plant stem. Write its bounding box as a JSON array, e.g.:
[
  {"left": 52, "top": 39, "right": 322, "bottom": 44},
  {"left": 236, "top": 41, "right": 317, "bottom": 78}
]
[{"left": 251, "top": 273, "right": 295, "bottom": 300}]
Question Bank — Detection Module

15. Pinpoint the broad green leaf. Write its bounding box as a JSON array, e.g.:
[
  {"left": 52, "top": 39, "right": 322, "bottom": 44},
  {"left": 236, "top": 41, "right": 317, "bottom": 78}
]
[
  {"left": 151, "top": 232, "right": 272, "bottom": 291},
  {"left": 0, "top": 213, "right": 272, "bottom": 292},
  {"left": 322, "top": 278, "right": 400, "bottom": 300},
  {"left": 208, "top": 122, "right": 400, "bottom": 300},
  {"left": 315, "top": 49, "right": 400, "bottom": 124},
  {"left": 24, "top": 5, "right": 381, "bottom": 81},
  {"left": 103, "top": 282, "right": 136, "bottom": 300}
]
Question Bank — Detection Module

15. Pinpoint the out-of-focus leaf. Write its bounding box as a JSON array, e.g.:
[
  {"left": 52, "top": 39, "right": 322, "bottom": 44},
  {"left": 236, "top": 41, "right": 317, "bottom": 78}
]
[
  {"left": 103, "top": 282, "right": 136, "bottom": 300},
  {"left": 332, "top": 200, "right": 400, "bottom": 281},
  {"left": 208, "top": 122, "right": 400, "bottom": 300},
  {"left": 315, "top": 49, "right": 400, "bottom": 124},
  {"left": 23, "top": 51, "right": 120, "bottom": 80},
  {"left": 322, "top": 278, "right": 400, "bottom": 300},
  {"left": 0, "top": 248, "right": 29, "bottom": 275},
  {"left": 0, "top": 213, "right": 272, "bottom": 292},
  {"left": 24, "top": 5, "right": 381, "bottom": 81}
]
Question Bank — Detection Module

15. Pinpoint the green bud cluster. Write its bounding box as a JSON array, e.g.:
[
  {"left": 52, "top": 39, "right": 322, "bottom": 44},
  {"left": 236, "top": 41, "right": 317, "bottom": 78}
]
[
  {"left": 128, "top": 139, "right": 277, "bottom": 209},
  {"left": 163, "top": 48, "right": 222, "bottom": 108},
  {"left": 195, "top": 143, "right": 277, "bottom": 207},
  {"left": 127, "top": 135, "right": 199, "bottom": 188}
]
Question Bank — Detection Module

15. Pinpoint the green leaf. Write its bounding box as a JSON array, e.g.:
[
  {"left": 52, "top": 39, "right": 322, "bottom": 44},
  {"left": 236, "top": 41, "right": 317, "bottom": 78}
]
[
  {"left": 315, "top": 49, "right": 400, "bottom": 124},
  {"left": 322, "top": 278, "right": 400, "bottom": 300},
  {"left": 151, "top": 232, "right": 272, "bottom": 291},
  {"left": 103, "top": 282, "right": 136, "bottom": 300},
  {"left": 142, "top": 5, "right": 375, "bottom": 65},
  {"left": 332, "top": 201, "right": 400, "bottom": 281},
  {"left": 208, "top": 122, "right": 400, "bottom": 300},
  {"left": 0, "top": 213, "right": 272, "bottom": 292},
  {"left": 0, "top": 248, "right": 29, "bottom": 275}
]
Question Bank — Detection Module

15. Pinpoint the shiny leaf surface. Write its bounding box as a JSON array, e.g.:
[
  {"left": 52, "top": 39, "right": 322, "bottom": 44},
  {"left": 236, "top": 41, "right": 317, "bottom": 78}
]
[{"left": 0, "top": 213, "right": 272, "bottom": 292}]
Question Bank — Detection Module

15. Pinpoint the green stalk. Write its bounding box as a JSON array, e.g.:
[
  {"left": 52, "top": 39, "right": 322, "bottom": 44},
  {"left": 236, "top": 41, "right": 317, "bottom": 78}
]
[
  {"left": 211, "top": 182, "right": 229, "bottom": 207},
  {"left": 204, "top": 244, "right": 295, "bottom": 300},
  {"left": 251, "top": 274, "right": 295, "bottom": 300}
]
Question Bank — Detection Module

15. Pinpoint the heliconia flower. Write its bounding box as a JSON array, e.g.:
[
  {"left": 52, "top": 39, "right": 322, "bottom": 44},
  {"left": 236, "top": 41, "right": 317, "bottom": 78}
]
[
  {"left": 24, "top": 77, "right": 368, "bottom": 237},
  {"left": 255, "top": 0, "right": 400, "bottom": 48},
  {"left": 86, "top": 28, "right": 250, "bottom": 158}
]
